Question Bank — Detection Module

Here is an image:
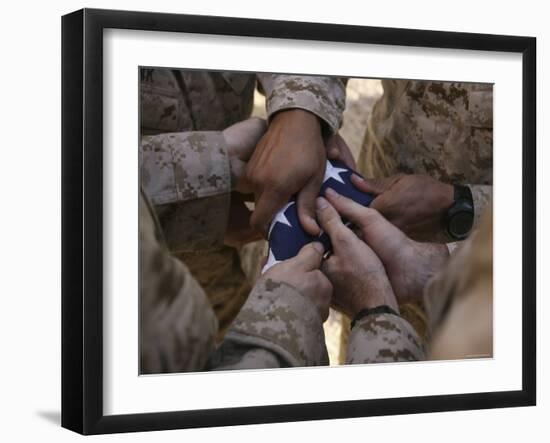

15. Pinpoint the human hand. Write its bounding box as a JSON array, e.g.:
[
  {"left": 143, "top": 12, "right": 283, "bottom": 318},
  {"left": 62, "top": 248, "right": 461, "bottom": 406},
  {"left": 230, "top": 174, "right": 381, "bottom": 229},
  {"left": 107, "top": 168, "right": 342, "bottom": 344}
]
[
  {"left": 315, "top": 196, "right": 398, "bottom": 318},
  {"left": 351, "top": 174, "right": 454, "bottom": 239},
  {"left": 326, "top": 132, "right": 356, "bottom": 170},
  {"left": 262, "top": 242, "right": 333, "bottom": 321},
  {"left": 224, "top": 193, "right": 263, "bottom": 249},
  {"left": 223, "top": 117, "right": 267, "bottom": 194},
  {"left": 324, "top": 187, "right": 449, "bottom": 304},
  {"left": 246, "top": 109, "right": 326, "bottom": 236}
]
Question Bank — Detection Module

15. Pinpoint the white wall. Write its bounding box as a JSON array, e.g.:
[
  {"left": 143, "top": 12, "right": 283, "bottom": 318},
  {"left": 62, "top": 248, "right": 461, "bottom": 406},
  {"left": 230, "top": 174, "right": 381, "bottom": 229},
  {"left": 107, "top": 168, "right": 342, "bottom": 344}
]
[{"left": 0, "top": 0, "right": 546, "bottom": 441}]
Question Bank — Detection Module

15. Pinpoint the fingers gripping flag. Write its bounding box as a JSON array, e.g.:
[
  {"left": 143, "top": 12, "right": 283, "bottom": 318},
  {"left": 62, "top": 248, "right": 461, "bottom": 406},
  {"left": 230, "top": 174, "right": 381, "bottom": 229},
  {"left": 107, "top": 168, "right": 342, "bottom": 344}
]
[{"left": 262, "top": 160, "right": 374, "bottom": 273}]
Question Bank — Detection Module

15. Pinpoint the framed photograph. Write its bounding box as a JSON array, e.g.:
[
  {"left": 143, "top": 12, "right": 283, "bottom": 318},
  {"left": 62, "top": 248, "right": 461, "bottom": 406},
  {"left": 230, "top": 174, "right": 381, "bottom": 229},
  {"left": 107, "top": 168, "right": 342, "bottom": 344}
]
[{"left": 62, "top": 8, "right": 536, "bottom": 435}]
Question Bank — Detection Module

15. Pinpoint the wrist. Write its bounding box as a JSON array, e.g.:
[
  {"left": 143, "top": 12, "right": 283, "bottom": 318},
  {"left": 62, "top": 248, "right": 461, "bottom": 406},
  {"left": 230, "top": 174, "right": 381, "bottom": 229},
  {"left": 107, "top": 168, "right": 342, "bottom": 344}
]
[
  {"left": 272, "top": 108, "right": 322, "bottom": 132},
  {"left": 350, "top": 281, "right": 398, "bottom": 318},
  {"left": 401, "top": 240, "right": 449, "bottom": 302},
  {"left": 437, "top": 182, "right": 455, "bottom": 213},
  {"left": 445, "top": 185, "right": 475, "bottom": 240},
  {"left": 351, "top": 305, "right": 400, "bottom": 329}
]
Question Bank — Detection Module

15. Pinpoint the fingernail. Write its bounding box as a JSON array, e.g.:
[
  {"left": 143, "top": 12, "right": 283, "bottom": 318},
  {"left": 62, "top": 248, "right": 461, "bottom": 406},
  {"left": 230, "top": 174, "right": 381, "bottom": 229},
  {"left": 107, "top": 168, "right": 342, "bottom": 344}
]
[
  {"left": 352, "top": 174, "right": 364, "bottom": 182},
  {"left": 325, "top": 187, "right": 337, "bottom": 198},
  {"left": 316, "top": 197, "right": 328, "bottom": 210},
  {"left": 311, "top": 242, "right": 324, "bottom": 254}
]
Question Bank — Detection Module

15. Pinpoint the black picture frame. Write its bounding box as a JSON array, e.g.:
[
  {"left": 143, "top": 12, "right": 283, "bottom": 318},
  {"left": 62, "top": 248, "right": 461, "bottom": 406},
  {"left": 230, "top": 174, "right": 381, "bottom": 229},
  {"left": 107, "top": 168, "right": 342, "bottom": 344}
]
[{"left": 61, "top": 8, "right": 537, "bottom": 435}]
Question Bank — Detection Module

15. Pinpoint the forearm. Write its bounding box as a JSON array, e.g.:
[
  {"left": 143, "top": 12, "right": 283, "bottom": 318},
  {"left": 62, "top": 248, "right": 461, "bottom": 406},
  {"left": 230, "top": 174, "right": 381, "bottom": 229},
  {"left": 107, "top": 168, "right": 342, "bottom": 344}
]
[
  {"left": 346, "top": 312, "right": 425, "bottom": 364},
  {"left": 207, "top": 278, "right": 329, "bottom": 370},
  {"left": 140, "top": 131, "right": 232, "bottom": 253},
  {"left": 257, "top": 74, "right": 346, "bottom": 135}
]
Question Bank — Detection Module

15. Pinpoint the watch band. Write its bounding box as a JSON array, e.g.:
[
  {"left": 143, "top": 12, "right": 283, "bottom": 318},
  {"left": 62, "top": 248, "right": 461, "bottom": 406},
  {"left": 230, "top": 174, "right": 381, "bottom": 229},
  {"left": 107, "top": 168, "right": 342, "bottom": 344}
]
[
  {"left": 351, "top": 305, "right": 399, "bottom": 329},
  {"left": 445, "top": 184, "right": 475, "bottom": 240},
  {"left": 454, "top": 184, "right": 473, "bottom": 204}
]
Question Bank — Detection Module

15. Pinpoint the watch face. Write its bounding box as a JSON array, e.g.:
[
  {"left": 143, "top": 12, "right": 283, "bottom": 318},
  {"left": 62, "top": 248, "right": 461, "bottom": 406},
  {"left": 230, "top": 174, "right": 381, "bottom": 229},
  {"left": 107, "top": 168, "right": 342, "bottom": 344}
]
[{"left": 449, "top": 210, "right": 474, "bottom": 239}]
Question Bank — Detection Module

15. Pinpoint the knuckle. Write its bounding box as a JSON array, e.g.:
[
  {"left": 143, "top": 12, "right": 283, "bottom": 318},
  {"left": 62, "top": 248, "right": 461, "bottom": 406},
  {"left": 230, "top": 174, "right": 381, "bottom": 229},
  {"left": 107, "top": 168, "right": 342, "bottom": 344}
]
[
  {"left": 362, "top": 207, "right": 382, "bottom": 223},
  {"left": 334, "top": 229, "right": 351, "bottom": 245},
  {"left": 297, "top": 197, "right": 315, "bottom": 212}
]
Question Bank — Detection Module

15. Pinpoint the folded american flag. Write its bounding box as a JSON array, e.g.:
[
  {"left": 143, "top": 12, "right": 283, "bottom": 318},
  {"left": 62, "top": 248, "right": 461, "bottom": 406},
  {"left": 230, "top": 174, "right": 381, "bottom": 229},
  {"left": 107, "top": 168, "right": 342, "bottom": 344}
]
[{"left": 262, "top": 160, "right": 374, "bottom": 273}]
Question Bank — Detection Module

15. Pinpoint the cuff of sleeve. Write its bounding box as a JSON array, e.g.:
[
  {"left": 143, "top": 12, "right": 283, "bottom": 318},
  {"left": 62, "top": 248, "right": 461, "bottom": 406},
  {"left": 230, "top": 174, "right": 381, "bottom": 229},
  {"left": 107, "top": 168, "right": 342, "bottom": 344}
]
[
  {"left": 227, "top": 278, "right": 329, "bottom": 367},
  {"left": 346, "top": 313, "right": 425, "bottom": 364},
  {"left": 264, "top": 76, "right": 345, "bottom": 135},
  {"left": 467, "top": 185, "right": 492, "bottom": 230},
  {"left": 140, "top": 131, "right": 231, "bottom": 253},
  {"left": 140, "top": 131, "right": 231, "bottom": 205}
]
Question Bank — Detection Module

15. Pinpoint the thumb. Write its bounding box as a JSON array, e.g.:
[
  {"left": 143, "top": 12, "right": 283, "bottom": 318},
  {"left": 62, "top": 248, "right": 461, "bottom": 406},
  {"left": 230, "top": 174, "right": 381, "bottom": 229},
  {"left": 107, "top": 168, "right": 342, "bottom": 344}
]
[{"left": 291, "top": 242, "right": 325, "bottom": 271}]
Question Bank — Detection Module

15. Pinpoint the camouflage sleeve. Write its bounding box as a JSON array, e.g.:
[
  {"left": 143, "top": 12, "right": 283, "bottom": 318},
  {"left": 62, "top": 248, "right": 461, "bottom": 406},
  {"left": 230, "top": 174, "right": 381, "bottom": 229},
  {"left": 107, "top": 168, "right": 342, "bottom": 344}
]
[
  {"left": 139, "top": 131, "right": 232, "bottom": 253},
  {"left": 139, "top": 191, "right": 218, "bottom": 374},
  {"left": 345, "top": 313, "right": 425, "bottom": 364},
  {"left": 467, "top": 184, "right": 492, "bottom": 231},
  {"left": 257, "top": 74, "right": 346, "bottom": 134},
  {"left": 207, "top": 278, "right": 329, "bottom": 370}
]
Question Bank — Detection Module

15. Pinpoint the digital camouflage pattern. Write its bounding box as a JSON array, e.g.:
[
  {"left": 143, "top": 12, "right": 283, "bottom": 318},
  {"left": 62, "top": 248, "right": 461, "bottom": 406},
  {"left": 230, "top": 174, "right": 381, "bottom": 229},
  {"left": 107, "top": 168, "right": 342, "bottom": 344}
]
[
  {"left": 137, "top": 125, "right": 337, "bottom": 371},
  {"left": 361, "top": 79, "right": 493, "bottom": 232},
  {"left": 139, "top": 129, "right": 250, "bottom": 338},
  {"left": 140, "top": 70, "right": 256, "bottom": 135},
  {"left": 259, "top": 74, "right": 346, "bottom": 134},
  {"left": 140, "top": 68, "right": 346, "bottom": 335},
  {"left": 208, "top": 278, "right": 329, "bottom": 369},
  {"left": 342, "top": 208, "right": 493, "bottom": 365},
  {"left": 140, "top": 69, "right": 346, "bottom": 135},
  {"left": 359, "top": 80, "right": 493, "bottom": 342},
  {"left": 346, "top": 313, "right": 425, "bottom": 364},
  {"left": 139, "top": 189, "right": 218, "bottom": 374},
  {"left": 180, "top": 246, "right": 252, "bottom": 340},
  {"left": 140, "top": 188, "right": 326, "bottom": 372},
  {"left": 140, "top": 131, "right": 231, "bottom": 253}
]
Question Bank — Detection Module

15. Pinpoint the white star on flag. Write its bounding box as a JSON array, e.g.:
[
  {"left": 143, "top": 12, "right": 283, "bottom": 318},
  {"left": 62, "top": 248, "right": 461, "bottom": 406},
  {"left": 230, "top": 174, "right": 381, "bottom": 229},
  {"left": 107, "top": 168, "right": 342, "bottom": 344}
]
[
  {"left": 323, "top": 161, "right": 347, "bottom": 184},
  {"left": 262, "top": 248, "right": 281, "bottom": 273},
  {"left": 267, "top": 201, "right": 294, "bottom": 238}
]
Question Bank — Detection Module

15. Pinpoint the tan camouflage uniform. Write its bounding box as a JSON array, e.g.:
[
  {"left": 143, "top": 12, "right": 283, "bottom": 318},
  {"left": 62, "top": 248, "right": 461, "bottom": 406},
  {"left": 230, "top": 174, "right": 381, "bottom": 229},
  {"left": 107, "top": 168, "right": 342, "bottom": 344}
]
[
  {"left": 141, "top": 174, "right": 424, "bottom": 372},
  {"left": 139, "top": 132, "right": 330, "bottom": 373},
  {"left": 341, "top": 207, "right": 493, "bottom": 365},
  {"left": 140, "top": 186, "right": 331, "bottom": 373},
  {"left": 208, "top": 278, "right": 329, "bottom": 369},
  {"left": 361, "top": 80, "right": 493, "bottom": 236},
  {"left": 140, "top": 68, "right": 346, "bottom": 337},
  {"left": 139, "top": 127, "right": 421, "bottom": 370},
  {"left": 139, "top": 188, "right": 218, "bottom": 374},
  {"left": 345, "top": 313, "right": 425, "bottom": 364},
  {"left": 360, "top": 80, "right": 493, "bottom": 339}
]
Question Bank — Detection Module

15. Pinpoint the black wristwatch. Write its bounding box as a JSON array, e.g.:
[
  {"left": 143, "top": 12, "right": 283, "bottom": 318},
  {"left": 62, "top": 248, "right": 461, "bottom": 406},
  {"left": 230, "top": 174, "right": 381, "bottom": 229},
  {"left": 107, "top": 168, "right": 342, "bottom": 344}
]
[{"left": 445, "top": 185, "right": 474, "bottom": 240}]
